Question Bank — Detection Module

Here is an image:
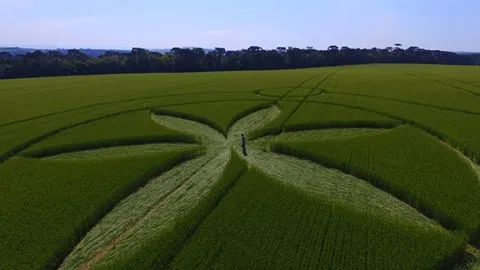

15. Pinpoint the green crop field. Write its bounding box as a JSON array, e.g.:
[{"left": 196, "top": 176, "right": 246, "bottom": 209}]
[{"left": 1, "top": 64, "right": 480, "bottom": 269}]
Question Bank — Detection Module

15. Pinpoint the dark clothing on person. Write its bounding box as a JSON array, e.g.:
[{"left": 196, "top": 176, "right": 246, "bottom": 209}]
[{"left": 241, "top": 134, "right": 247, "bottom": 156}]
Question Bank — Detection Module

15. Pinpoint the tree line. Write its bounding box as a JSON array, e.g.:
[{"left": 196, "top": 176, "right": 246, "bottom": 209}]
[{"left": 0, "top": 45, "right": 477, "bottom": 79}]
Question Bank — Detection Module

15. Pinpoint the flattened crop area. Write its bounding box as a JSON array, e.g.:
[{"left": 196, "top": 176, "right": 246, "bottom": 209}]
[{"left": 1, "top": 64, "right": 480, "bottom": 269}]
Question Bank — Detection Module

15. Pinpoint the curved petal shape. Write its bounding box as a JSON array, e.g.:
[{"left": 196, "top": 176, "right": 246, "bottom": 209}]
[
  {"left": 151, "top": 114, "right": 225, "bottom": 143},
  {"left": 247, "top": 148, "right": 441, "bottom": 229},
  {"left": 227, "top": 105, "right": 280, "bottom": 143},
  {"left": 60, "top": 150, "right": 230, "bottom": 269}
]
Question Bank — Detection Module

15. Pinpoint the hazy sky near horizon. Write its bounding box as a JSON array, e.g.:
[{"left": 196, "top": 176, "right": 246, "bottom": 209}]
[{"left": 1, "top": 0, "right": 479, "bottom": 51}]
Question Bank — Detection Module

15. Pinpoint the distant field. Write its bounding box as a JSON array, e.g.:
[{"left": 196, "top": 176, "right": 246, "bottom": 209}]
[{"left": 1, "top": 64, "right": 480, "bottom": 269}]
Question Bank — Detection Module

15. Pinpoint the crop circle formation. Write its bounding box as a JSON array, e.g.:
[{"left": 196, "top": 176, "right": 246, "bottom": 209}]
[{"left": 1, "top": 65, "right": 480, "bottom": 269}]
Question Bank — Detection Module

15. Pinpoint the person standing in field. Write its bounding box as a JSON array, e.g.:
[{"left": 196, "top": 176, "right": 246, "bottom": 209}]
[{"left": 241, "top": 134, "right": 247, "bottom": 157}]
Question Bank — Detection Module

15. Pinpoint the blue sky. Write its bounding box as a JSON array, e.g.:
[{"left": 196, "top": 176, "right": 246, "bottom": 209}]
[{"left": 1, "top": 0, "right": 479, "bottom": 51}]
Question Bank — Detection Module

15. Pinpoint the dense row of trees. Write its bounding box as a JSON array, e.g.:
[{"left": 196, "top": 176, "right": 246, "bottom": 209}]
[{"left": 0, "top": 45, "right": 477, "bottom": 79}]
